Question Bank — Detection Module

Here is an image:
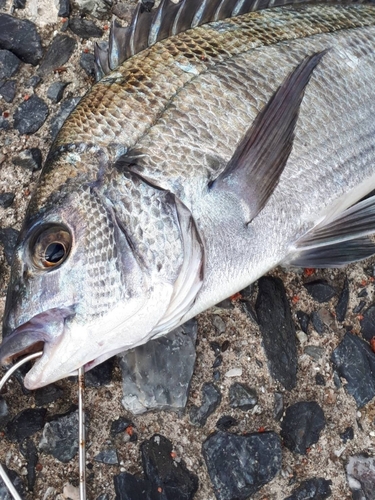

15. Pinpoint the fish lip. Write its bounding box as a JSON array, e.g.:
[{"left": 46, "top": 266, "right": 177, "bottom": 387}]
[{"left": 0, "top": 307, "right": 75, "bottom": 368}]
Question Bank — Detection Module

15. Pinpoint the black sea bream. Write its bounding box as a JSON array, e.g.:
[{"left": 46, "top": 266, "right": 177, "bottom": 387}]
[{"left": 1, "top": 0, "right": 375, "bottom": 389}]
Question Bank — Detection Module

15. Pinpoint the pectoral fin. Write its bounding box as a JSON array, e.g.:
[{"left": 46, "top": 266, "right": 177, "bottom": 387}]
[{"left": 210, "top": 51, "right": 327, "bottom": 222}]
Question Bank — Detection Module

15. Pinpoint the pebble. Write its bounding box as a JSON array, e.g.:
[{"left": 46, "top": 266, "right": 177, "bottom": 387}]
[
  {"left": 202, "top": 430, "right": 282, "bottom": 500},
  {"left": 19, "top": 438, "right": 38, "bottom": 491},
  {"left": 5, "top": 408, "right": 46, "bottom": 442},
  {"left": 0, "top": 116, "right": 10, "bottom": 129},
  {"left": 311, "top": 311, "right": 325, "bottom": 335},
  {"left": 14, "top": 95, "right": 49, "bottom": 134},
  {"left": 229, "top": 382, "right": 258, "bottom": 411},
  {"left": 304, "top": 345, "right": 325, "bottom": 361},
  {"left": 0, "top": 192, "right": 15, "bottom": 208},
  {"left": 285, "top": 478, "right": 332, "bottom": 499},
  {"left": 58, "top": 0, "right": 71, "bottom": 17},
  {"left": 304, "top": 279, "right": 336, "bottom": 303},
  {"left": 0, "top": 79, "right": 16, "bottom": 102},
  {"left": 360, "top": 304, "right": 375, "bottom": 342},
  {"left": 212, "top": 354, "right": 222, "bottom": 368},
  {"left": 47, "top": 81, "right": 70, "bottom": 103},
  {"left": 315, "top": 373, "right": 326, "bottom": 386},
  {"left": 34, "top": 383, "right": 64, "bottom": 406},
  {"left": 255, "top": 276, "right": 297, "bottom": 390},
  {"left": 94, "top": 447, "right": 119, "bottom": 465},
  {"left": 0, "top": 395, "right": 10, "bottom": 428},
  {"left": 215, "top": 298, "right": 233, "bottom": 309},
  {"left": 110, "top": 416, "right": 135, "bottom": 436},
  {"left": 96, "top": 495, "right": 109, "bottom": 500},
  {"left": 242, "top": 300, "right": 258, "bottom": 324},
  {"left": 336, "top": 277, "right": 349, "bottom": 321},
  {"left": 358, "top": 288, "right": 368, "bottom": 298},
  {"left": 0, "top": 227, "right": 19, "bottom": 264},
  {"left": 224, "top": 367, "right": 242, "bottom": 378},
  {"left": 340, "top": 426, "right": 354, "bottom": 443},
  {"left": 0, "top": 15, "right": 43, "bottom": 65},
  {"left": 0, "top": 465, "right": 25, "bottom": 499},
  {"left": 296, "top": 330, "right": 308, "bottom": 344},
  {"left": 12, "top": 147, "right": 43, "bottom": 171},
  {"left": 39, "top": 410, "right": 79, "bottom": 462},
  {"left": 85, "top": 357, "right": 114, "bottom": 387},
  {"left": 69, "top": 18, "right": 103, "bottom": 39},
  {"left": 26, "top": 75, "right": 41, "bottom": 88},
  {"left": 0, "top": 49, "right": 21, "bottom": 81},
  {"left": 280, "top": 401, "right": 326, "bottom": 454},
  {"left": 189, "top": 382, "right": 221, "bottom": 426},
  {"left": 216, "top": 415, "right": 238, "bottom": 431},
  {"left": 274, "top": 392, "right": 284, "bottom": 420},
  {"left": 296, "top": 310, "right": 310, "bottom": 333},
  {"left": 75, "top": 0, "right": 113, "bottom": 19},
  {"left": 212, "top": 314, "right": 226, "bottom": 334},
  {"left": 346, "top": 455, "right": 375, "bottom": 500},
  {"left": 353, "top": 300, "right": 366, "bottom": 314},
  {"left": 38, "top": 34, "right": 76, "bottom": 76},
  {"left": 331, "top": 332, "right": 375, "bottom": 408},
  {"left": 50, "top": 96, "right": 81, "bottom": 138},
  {"left": 80, "top": 51, "right": 96, "bottom": 78}
]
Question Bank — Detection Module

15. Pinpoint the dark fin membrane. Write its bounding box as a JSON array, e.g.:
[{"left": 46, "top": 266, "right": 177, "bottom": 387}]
[
  {"left": 95, "top": 0, "right": 350, "bottom": 79},
  {"left": 287, "top": 195, "right": 375, "bottom": 267},
  {"left": 210, "top": 50, "right": 326, "bottom": 222}
]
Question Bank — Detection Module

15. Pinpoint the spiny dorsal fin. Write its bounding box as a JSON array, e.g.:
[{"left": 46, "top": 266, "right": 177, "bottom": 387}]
[{"left": 94, "top": 0, "right": 347, "bottom": 79}]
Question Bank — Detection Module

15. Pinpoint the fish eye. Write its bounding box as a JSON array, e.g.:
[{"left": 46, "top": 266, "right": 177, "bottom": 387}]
[{"left": 31, "top": 225, "right": 72, "bottom": 269}]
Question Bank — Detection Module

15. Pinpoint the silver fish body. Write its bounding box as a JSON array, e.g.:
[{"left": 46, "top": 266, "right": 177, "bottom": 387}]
[{"left": 2, "top": 0, "right": 375, "bottom": 388}]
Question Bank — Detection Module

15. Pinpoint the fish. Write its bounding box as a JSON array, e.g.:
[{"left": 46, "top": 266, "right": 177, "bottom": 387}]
[{"left": 1, "top": 0, "right": 375, "bottom": 390}]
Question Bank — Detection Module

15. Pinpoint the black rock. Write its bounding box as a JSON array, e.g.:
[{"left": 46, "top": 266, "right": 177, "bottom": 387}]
[
  {"left": 331, "top": 332, "right": 375, "bottom": 408},
  {"left": 25, "top": 75, "right": 41, "bottom": 88},
  {"left": 0, "top": 14, "right": 43, "bottom": 65},
  {"left": 80, "top": 51, "right": 96, "bottom": 78},
  {"left": 213, "top": 370, "right": 220, "bottom": 381},
  {"left": 0, "top": 192, "right": 15, "bottom": 208},
  {"left": 96, "top": 495, "right": 110, "bottom": 500},
  {"left": 304, "top": 345, "right": 325, "bottom": 361},
  {"left": 58, "top": 0, "right": 71, "bottom": 17},
  {"left": 5, "top": 408, "right": 46, "bottom": 442},
  {"left": 13, "top": 0, "right": 26, "bottom": 9},
  {"left": 12, "top": 147, "right": 42, "bottom": 171},
  {"left": 255, "top": 276, "right": 297, "bottom": 390},
  {"left": 212, "top": 355, "right": 222, "bottom": 368},
  {"left": 50, "top": 96, "right": 81, "bottom": 138},
  {"left": 114, "top": 472, "right": 152, "bottom": 500},
  {"left": 346, "top": 455, "right": 375, "bottom": 500},
  {"left": 360, "top": 304, "right": 375, "bottom": 342},
  {"left": 94, "top": 447, "right": 119, "bottom": 465},
  {"left": 0, "top": 79, "right": 16, "bottom": 102},
  {"left": 216, "top": 415, "right": 238, "bottom": 431},
  {"left": 110, "top": 416, "right": 135, "bottom": 436},
  {"left": 280, "top": 401, "right": 325, "bottom": 455},
  {"left": 353, "top": 301, "right": 366, "bottom": 314},
  {"left": 0, "top": 116, "right": 9, "bottom": 129},
  {"left": 19, "top": 438, "right": 38, "bottom": 491},
  {"left": 0, "top": 465, "right": 25, "bottom": 499},
  {"left": 340, "top": 426, "right": 354, "bottom": 443},
  {"left": 296, "top": 310, "right": 310, "bottom": 334},
  {"left": 0, "top": 227, "right": 19, "bottom": 264},
  {"left": 285, "top": 478, "right": 332, "bottom": 499},
  {"left": 304, "top": 279, "right": 336, "bottom": 303},
  {"left": 85, "top": 357, "right": 115, "bottom": 387},
  {"left": 47, "top": 81, "right": 69, "bottom": 103},
  {"left": 311, "top": 311, "right": 325, "bottom": 335},
  {"left": 76, "top": 0, "right": 112, "bottom": 19},
  {"left": 14, "top": 95, "right": 49, "bottom": 134},
  {"left": 315, "top": 373, "right": 326, "bottom": 386},
  {"left": 358, "top": 288, "right": 368, "bottom": 298},
  {"left": 34, "top": 383, "right": 64, "bottom": 406},
  {"left": 274, "top": 392, "right": 284, "bottom": 420},
  {"left": 335, "top": 277, "right": 349, "bottom": 322},
  {"left": 0, "top": 49, "right": 21, "bottom": 80},
  {"left": 39, "top": 410, "right": 79, "bottom": 462},
  {"left": 69, "top": 17, "right": 103, "bottom": 38},
  {"left": 229, "top": 382, "right": 258, "bottom": 411},
  {"left": 203, "top": 430, "right": 282, "bottom": 500},
  {"left": 210, "top": 341, "right": 221, "bottom": 355},
  {"left": 0, "top": 395, "right": 10, "bottom": 429},
  {"left": 38, "top": 34, "right": 76, "bottom": 76},
  {"left": 189, "top": 382, "right": 221, "bottom": 426}
]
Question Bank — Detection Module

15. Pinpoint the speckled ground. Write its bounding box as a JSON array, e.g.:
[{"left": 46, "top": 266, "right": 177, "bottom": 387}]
[{"left": 0, "top": 1, "right": 374, "bottom": 499}]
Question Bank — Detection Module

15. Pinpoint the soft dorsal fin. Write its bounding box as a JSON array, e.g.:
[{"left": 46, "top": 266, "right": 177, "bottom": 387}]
[
  {"left": 209, "top": 50, "right": 326, "bottom": 223},
  {"left": 95, "top": 0, "right": 344, "bottom": 79}
]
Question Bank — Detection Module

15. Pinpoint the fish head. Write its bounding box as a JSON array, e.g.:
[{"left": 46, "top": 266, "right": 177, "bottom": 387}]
[{"left": 0, "top": 179, "right": 178, "bottom": 389}]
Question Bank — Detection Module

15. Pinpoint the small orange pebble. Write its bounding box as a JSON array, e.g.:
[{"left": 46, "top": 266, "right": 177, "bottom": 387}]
[
  {"left": 304, "top": 268, "right": 315, "bottom": 277},
  {"left": 230, "top": 292, "right": 242, "bottom": 301},
  {"left": 306, "top": 447, "right": 312, "bottom": 453},
  {"left": 170, "top": 451, "right": 177, "bottom": 459},
  {"left": 370, "top": 337, "right": 375, "bottom": 353},
  {"left": 23, "top": 94, "right": 30, "bottom": 101},
  {"left": 103, "top": 24, "right": 109, "bottom": 30},
  {"left": 36, "top": 463, "right": 43, "bottom": 472},
  {"left": 258, "top": 426, "right": 266, "bottom": 433},
  {"left": 360, "top": 279, "right": 367, "bottom": 287},
  {"left": 61, "top": 17, "right": 68, "bottom": 22},
  {"left": 54, "top": 66, "right": 67, "bottom": 73},
  {"left": 357, "top": 314, "right": 364, "bottom": 321},
  {"left": 157, "top": 487, "right": 163, "bottom": 493},
  {"left": 369, "top": 276, "right": 375, "bottom": 282},
  {"left": 0, "top": 431, "right": 5, "bottom": 438},
  {"left": 3, "top": 111, "right": 9, "bottom": 118},
  {"left": 84, "top": 47, "right": 90, "bottom": 53},
  {"left": 24, "top": 188, "right": 30, "bottom": 196},
  {"left": 125, "top": 426, "right": 134, "bottom": 436},
  {"left": 291, "top": 295, "right": 299, "bottom": 304}
]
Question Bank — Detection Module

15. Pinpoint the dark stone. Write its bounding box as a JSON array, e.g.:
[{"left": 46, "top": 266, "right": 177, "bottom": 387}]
[
  {"left": 304, "top": 345, "right": 325, "bottom": 361},
  {"left": 239, "top": 283, "right": 253, "bottom": 299},
  {"left": 280, "top": 401, "right": 326, "bottom": 455},
  {"left": 50, "top": 96, "right": 81, "bottom": 138},
  {"left": 255, "top": 276, "right": 297, "bottom": 390},
  {"left": 0, "top": 49, "right": 21, "bottom": 80},
  {"left": 0, "top": 116, "right": 9, "bottom": 129},
  {"left": 215, "top": 298, "right": 233, "bottom": 309},
  {"left": 34, "top": 383, "right": 64, "bottom": 406},
  {"left": 5, "top": 408, "right": 46, "bottom": 442},
  {"left": 80, "top": 51, "right": 96, "bottom": 78},
  {"left": 274, "top": 392, "right": 284, "bottom": 420},
  {"left": 85, "top": 356, "right": 114, "bottom": 387},
  {"left": 360, "top": 304, "right": 375, "bottom": 342},
  {"left": 69, "top": 17, "right": 103, "bottom": 38},
  {"left": 189, "top": 382, "right": 221, "bottom": 426},
  {"left": 213, "top": 370, "right": 220, "bottom": 381},
  {"left": 331, "top": 332, "right": 375, "bottom": 408},
  {"left": 296, "top": 310, "right": 310, "bottom": 333},
  {"left": 39, "top": 410, "right": 79, "bottom": 462},
  {"left": 12, "top": 147, "right": 42, "bottom": 171},
  {"left": 210, "top": 341, "right": 221, "bottom": 355},
  {"left": 221, "top": 340, "right": 230, "bottom": 352},
  {"left": 202, "top": 430, "right": 282, "bottom": 500},
  {"left": 353, "top": 301, "right": 366, "bottom": 314},
  {"left": 114, "top": 472, "right": 152, "bottom": 500},
  {"left": 0, "top": 395, "right": 10, "bottom": 429},
  {"left": 0, "top": 79, "right": 16, "bottom": 102},
  {"left": 58, "top": 0, "right": 71, "bottom": 17},
  {"left": 96, "top": 495, "right": 110, "bottom": 500},
  {"left": 13, "top": 0, "right": 26, "bottom": 8},
  {"left": 311, "top": 311, "right": 325, "bottom": 335},
  {"left": 38, "top": 34, "right": 76, "bottom": 76},
  {"left": 304, "top": 279, "right": 336, "bottom": 303},
  {"left": 110, "top": 416, "right": 135, "bottom": 436},
  {"left": 335, "top": 277, "right": 349, "bottom": 322},
  {"left": 25, "top": 75, "right": 41, "bottom": 88},
  {"left": 119, "top": 319, "right": 197, "bottom": 414},
  {"left": 346, "top": 455, "right": 375, "bottom": 500},
  {"left": 19, "top": 438, "right": 38, "bottom": 491},
  {"left": 0, "top": 14, "right": 43, "bottom": 65},
  {"left": 14, "top": 95, "right": 48, "bottom": 134},
  {"left": 285, "top": 478, "right": 332, "bottom": 499},
  {"left": 0, "top": 192, "right": 15, "bottom": 208},
  {"left": 216, "top": 415, "right": 238, "bottom": 431},
  {"left": 0, "top": 227, "right": 19, "bottom": 264},
  {"left": 358, "top": 288, "right": 368, "bottom": 298},
  {"left": 212, "top": 355, "right": 222, "bottom": 368},
  {"left": 94, "top": 447, "right": 119, "bottom": 465},
  {"left": 340, "top": 426, "right": 354, "bottom": 443},
  {"left": 47, "top": 81, "right": 70, "bottom": 103},
  {"left": 0, "top": 465, "right": 25, "bottom": 499},
  {"left": 315, "top": 373, "right": 326, "bottom": 386},
  {"left": 212, "top": 314, "right": 226, "bottom": 334},
  {"left": 242, "top": 300, "right": 258, "bottom": 324},
  {"left": 229, "top": 382, "right": 257, "bottom": 411}
]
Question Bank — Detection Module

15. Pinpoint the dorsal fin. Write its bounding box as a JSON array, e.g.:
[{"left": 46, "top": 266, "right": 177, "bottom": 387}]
[{"left": 94, "top": 0, "right": 357, "bottom": 79}]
